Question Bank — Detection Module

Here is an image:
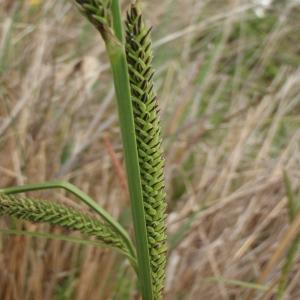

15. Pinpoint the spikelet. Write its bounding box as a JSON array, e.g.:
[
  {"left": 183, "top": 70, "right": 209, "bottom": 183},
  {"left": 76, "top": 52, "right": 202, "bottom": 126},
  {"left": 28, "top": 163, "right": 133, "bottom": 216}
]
[
  {"left": 126, "top": 3, "right": 167, "bottom": 299},
  {"left": 0, "top": 193, "right": 129, "bottom": 255},
  {"left": 74, "top": 0, "right": 112, "bottom": 39}
]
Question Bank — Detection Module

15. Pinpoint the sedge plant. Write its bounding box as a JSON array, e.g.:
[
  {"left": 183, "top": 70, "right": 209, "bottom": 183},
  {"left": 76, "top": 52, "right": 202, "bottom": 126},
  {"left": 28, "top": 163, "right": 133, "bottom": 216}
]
[{"left": 0, "top": 1, "right": 167, "bottom": 300}]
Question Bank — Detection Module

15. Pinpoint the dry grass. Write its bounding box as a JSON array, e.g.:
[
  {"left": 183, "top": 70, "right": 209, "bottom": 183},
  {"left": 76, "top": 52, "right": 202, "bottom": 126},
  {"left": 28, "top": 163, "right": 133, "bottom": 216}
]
[{"left": 0, "top": 0, "right": 300, "bottom": 299}]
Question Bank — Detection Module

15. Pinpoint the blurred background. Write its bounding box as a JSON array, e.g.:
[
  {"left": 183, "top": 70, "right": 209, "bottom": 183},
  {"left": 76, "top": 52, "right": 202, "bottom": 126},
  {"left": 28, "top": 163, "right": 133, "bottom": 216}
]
[{"left": 0, "top": 0, "right": 300, "bottom": 299}]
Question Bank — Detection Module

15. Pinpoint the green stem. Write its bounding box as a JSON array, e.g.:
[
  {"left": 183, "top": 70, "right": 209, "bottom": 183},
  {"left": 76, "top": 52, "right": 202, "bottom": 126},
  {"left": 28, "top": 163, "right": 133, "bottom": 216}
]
[
  {"left": 0, "top": 181, "right": 135, "bottom": 261},
  {"left": 106, "top": 17, "right": 153, "bottom": 300},
  {"left": 111, "top": 0, "right": 124, "bottom": 42}
]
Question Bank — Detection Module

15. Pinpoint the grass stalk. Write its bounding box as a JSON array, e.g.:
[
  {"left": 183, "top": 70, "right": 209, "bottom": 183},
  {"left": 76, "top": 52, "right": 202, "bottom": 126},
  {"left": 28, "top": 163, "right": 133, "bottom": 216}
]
[
  {"left": 1, "top": 1, "right": 162, "bottom": 298},
  {"left": 111, "top": 0, "right": 124, "bottom": 42},
  {"left": 105, "top": 26, "right": 153, "bottom": 300},
  {"left": 75, "top": 1, "right": 154, "bottom": 298}
]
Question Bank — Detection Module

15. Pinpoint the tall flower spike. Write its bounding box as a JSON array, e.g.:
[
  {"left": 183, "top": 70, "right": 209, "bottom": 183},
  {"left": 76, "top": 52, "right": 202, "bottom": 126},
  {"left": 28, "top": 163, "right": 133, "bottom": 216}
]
[
  {"left": 0, "top": 193, "right": 130, "bottom": 256},
  {"left": 126, "top": 3, "right": 167, "bottom": 299},
  {"left": 74, "top": 0, "right": 113, "bottom": 40}
]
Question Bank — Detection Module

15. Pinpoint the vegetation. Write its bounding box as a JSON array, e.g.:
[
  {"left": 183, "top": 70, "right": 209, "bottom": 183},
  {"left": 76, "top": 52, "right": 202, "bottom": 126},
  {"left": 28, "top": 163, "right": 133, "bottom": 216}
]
[
  {"left": 0, "top": 0, "right": 299, "bottom": 299},
  {"left": 0, "top": 1, "right": 166, "bottom": 299}
]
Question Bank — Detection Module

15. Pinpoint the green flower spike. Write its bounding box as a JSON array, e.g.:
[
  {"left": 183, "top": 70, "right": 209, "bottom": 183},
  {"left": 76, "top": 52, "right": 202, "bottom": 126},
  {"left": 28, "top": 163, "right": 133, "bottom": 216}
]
[{"left": 126, "top": 3, "right": 168, "bottom": 299}]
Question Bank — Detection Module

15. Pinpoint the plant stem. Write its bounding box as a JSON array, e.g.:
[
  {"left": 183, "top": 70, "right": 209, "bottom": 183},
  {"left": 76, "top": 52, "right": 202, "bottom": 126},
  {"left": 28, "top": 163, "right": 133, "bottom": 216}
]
[
  {"left": 106, "top": 5, "right": 153, "bottom": 299},
  {"left": 111, "top": 0, "right": 124, "bottom": 42},
  {"left": 0, "top": 181, "right": 135, "bottom": 261},
  {"left": 107, "top": 40, "right": 153, "bottom": 300}
]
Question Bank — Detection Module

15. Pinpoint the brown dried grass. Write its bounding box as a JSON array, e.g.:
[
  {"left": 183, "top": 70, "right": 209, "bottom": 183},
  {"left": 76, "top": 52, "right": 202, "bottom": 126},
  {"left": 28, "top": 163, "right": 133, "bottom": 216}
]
[{"left": 0, "top": 0, "right": 300, "bottom": 299}]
